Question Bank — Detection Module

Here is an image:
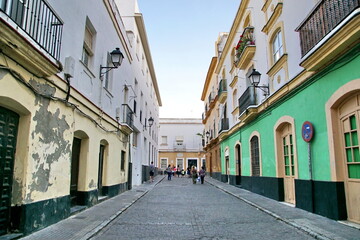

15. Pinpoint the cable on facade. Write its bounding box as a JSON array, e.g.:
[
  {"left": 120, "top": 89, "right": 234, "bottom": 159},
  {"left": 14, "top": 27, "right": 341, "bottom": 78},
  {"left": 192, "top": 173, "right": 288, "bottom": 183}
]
[{"left": 0, "top": 64, "right": 128, "bottom": 142}]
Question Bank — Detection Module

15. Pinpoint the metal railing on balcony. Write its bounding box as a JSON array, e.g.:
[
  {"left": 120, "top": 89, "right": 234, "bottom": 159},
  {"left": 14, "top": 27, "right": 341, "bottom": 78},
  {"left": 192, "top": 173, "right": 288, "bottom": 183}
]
[
  {"left": 218, "top": 118, "right": 229, "bottom": 133},
  {"left": 297, "top": 0, "right": 359, "bottom": 57},
  {"left": 122, "top": 104, "right": 134, "bottom": 128},
  {"left": 235, "top": 26, "right": 255, "bottom": 63},
  {"left": 173, "top": 142, "right": 186, "bottom": 151},
  {"left": 0, "top": 0, "right": 63, "bottom": 60},
  {"left": 238, "top": 86, "right": 256, "bottom": 115},
  {"left": 208, "top": 91, "right": 215, "bottom": 105},
  {"left": 218, "top": 79, "right": 227, "bottom": 95}
]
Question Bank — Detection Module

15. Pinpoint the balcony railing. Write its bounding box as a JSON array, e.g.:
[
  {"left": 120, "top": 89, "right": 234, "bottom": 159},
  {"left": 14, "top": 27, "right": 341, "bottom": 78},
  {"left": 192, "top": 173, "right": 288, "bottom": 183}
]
[
  {"left": 208, "top": 91, "right": 215, "bottom": 105},
  {"left": 238, "top": 86, "right": 256, "bottom": 115},
  {"left": 218, "top": 79, "right": 227, "bottom": 95},
  {"left": 297, "top": 0, "right": 359, "bottom": 57},
  {"left": 235, "top": 27, "right": 255, "bottom": 65},
  {"left": 122, "top": 104, "right": 134, "bottom": 128},
  {"left": 0, "top": 0, "right": 63, "bottom": 60},
  {"left": 173, "top": 143, "right": 186, "bottom": 151},
  {"left": 218, "top": 79, "right": 227, "bottom": 104},
  {"left": 218, "top": 118, "right": 229, "bottom": 133}
]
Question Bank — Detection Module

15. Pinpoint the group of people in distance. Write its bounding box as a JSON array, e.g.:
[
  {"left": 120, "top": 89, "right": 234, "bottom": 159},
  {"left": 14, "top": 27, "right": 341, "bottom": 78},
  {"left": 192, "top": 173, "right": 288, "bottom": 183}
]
[{"left": 165, "top": 164, "right": 206, "bottom": 184}]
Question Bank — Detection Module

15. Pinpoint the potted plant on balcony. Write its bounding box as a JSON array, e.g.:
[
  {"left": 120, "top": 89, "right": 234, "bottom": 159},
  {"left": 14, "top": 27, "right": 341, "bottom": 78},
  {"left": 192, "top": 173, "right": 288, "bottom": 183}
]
[{"left": 236, "top": 35, "right": 255, "bottom": 59}]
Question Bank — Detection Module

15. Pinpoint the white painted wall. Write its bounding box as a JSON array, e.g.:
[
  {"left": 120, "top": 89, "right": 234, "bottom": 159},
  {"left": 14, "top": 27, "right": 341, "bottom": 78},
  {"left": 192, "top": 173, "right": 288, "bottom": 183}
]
[
  {"left": 49, "top": 0, "right": 161, "bottom": 187},
  {"left": 118, "top": 0, "right": 161, "bottom": 186},
  {"left": 159, "top": 119, "right": 204, "bottom": 152}
]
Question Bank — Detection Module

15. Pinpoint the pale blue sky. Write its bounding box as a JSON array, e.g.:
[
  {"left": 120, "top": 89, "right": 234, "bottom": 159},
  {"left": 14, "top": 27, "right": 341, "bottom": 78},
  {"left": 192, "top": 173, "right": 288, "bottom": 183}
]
[{"left": 138, "top": 0, "right": 240, "bottom": 118}]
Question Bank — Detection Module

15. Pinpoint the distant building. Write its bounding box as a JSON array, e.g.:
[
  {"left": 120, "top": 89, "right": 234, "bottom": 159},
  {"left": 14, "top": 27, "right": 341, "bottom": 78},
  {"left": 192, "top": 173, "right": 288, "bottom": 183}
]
[{"left": 158, "top": 118, "right": 205, "bottom": 172}]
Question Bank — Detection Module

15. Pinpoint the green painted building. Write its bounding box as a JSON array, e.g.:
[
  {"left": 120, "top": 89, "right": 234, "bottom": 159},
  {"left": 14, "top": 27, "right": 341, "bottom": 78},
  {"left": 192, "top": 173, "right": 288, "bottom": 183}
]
[{"left": 210, "top": 0, "right": 360, "bottom": 223}]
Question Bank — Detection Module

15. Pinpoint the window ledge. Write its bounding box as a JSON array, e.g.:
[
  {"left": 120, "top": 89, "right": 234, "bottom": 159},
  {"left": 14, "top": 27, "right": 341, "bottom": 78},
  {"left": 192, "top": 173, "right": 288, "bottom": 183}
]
[
  {"left": 262, "top": 2, "right": 283, "bottom": 34},
  {"left": 267, "top": 53, "right": 288, "bottom": 77},
  {"left": 79, "top": 60, "right": 96, "bottom": 78}
]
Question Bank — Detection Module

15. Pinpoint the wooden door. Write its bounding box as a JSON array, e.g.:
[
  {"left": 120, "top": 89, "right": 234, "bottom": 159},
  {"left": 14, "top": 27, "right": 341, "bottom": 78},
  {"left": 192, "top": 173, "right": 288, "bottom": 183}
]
[
  {"left": 98, "top": 145, "right": 105, "bottom": 196},
  {"left": 282, "top": 129, "right": 295, "bottom": 204},
  {"left": 70, "top": 138, "right": 81, "bottom": 206},
  {"left": 340, "top": 93, "right": 360, "bottom": 223},
  {"left": 0, "top": 107, "right": 19, "bottom": 235}
]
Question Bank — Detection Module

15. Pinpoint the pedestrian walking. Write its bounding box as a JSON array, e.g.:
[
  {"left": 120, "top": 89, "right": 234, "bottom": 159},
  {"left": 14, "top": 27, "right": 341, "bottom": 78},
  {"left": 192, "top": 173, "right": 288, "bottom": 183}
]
[
  {"left": 191, "top": 166, "right": 198, "bottom": 184},
  {"left": 176, "top": 165, "right": 181, "bottom": 177},
  {"left": 166, "top": 164, "right": 172, "bottom": 180},
  {"left": 187, "top": 166, "right": 191, "bottom": 178},
  {"left": 149, "top": 161, "right": 155, "bottom": 182},
  {"left": 199, "top": 166, "right": 206, "bottom": 184}
]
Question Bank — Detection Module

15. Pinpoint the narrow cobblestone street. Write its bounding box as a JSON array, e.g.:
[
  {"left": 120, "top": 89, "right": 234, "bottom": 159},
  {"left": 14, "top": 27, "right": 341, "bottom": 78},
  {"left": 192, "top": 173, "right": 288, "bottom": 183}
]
[{"left": 91, "top": 177, "right": 314, "bottom": 240}]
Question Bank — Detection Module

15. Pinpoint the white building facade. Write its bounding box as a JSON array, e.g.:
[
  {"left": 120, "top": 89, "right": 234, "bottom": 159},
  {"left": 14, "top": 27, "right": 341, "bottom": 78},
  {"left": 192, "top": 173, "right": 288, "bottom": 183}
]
[
  {"left": 0, "top": 0, "right": 160, "bottom": 236},
  {"left": 118, "top": 0, "right": 162, "bottom": 186}
]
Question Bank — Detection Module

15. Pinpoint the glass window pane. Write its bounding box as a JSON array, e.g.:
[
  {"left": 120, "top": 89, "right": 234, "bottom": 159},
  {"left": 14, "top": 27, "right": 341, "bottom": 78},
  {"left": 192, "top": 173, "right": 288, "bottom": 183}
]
[
  {"left": 351, "top": 132, "right": 358, "bottom": 145},
  {"left": 284, "top": 156, "right": 289, "bottom": 165},
  {"left": 354, "top": 148, "right": 360, "bottom": 162},
  {"left": 345, "top": 133, "right": 351, "bottom": 147},
  {"left": 290, "top": 135, "right": 293, "bottom": 144},
  {"left": 291, "top": 166, "right": 295, "bottom": 176},
  {"left": 290, "top": 145, "right": 293, "bottom": 154},
  {"left": 284, "top": 146, "right": 288, "bottom": 155},
  {"left": 285, "top": 166, "right": 290, "bottom": 176},
  {"left": 350, "top": 115, "right": 357, "bottom": 130},
  {"left": 291, "top": 156, "right": 294, "bottom": 165},
  {"left": 346, "top": 149, "right": 353, "bottom": 162},
  {"left": 348, "top": 164, "right": 360, "bottom": 179}
]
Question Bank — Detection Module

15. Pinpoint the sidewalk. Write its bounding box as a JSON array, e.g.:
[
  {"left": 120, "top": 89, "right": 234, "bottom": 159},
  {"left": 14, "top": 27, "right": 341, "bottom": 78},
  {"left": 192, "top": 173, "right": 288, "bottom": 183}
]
[
  {"left": 205, "top": 177, "right": 360, "bottom": 240},
  {"left": 20, "top": 176, "right": 360, "bottom": 240},
  {"left": 20, "top": 176, "right": 165, "bottom": 240}
]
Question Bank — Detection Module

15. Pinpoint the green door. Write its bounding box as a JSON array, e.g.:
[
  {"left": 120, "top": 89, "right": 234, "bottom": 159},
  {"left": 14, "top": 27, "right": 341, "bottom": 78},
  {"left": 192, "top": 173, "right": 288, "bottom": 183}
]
[{"left": 0, "top": 107, "right": 19, "bottom": 235}]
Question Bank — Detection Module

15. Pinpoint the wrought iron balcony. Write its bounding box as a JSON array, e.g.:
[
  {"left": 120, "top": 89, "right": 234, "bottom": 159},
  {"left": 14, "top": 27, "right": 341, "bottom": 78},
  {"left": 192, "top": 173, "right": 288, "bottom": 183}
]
[
  {"left": 218, "top": 118, "right": 229, "bottom": 133},
  {"left": 218, "top": 79, "right": 227, "bottom": 104},
  {"left": 238, "top": 86, "right": 256, "bottom": 115},
  {"left": 208, "top": 91, "right": 216, "bottom": 105},
  {"left": 121, "top": 104, "right": 134, "bottom": 128},
  {"left": 173, "top": 142, "right": 186, "bottom": 151},
  {"left": 297, "top": 0, "right": 359, "bottom": 57},
  {"left": 0, "top": 0, "right": 63, "bottom": 60},
  {"left": 235, "top": 27, "right": 256, "bottom": 69}
]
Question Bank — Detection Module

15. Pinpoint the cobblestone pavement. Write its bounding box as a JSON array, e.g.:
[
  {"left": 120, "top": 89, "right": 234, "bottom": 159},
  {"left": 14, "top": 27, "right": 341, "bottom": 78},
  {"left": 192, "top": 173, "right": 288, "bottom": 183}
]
[
  {"left": 91, "top": 177, "right": 315, "bottom": 240},
  {"left": 20, "top": 175, "right": 360, "bottom": 240}
]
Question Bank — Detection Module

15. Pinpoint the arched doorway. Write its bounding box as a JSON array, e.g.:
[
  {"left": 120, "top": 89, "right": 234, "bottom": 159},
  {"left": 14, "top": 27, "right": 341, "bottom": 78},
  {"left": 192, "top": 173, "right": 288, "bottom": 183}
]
[
  {"left": 338, "top": 93, "right": 360, "bottom": 223},
  {"left": 71, "top": 131, "right": 89, "bottom": 206},
  {"left": 274, "top": 117, "right": 298, "bottom": 205},
  {"left": 280, "top": 123, "right": 296, "bottom": 204},
  {"left": 98, "top": 140, "right": 108, "bottom": 197},
  {"left": 0, "top": 106, "right": 19, "bottom": 235}
]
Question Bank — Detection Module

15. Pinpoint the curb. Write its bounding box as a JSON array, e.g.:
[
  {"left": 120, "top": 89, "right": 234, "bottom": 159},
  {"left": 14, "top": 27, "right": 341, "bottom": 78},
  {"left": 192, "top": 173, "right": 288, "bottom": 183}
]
[{"left": 206, "top": 179, "right": 332, "bottom": 240}]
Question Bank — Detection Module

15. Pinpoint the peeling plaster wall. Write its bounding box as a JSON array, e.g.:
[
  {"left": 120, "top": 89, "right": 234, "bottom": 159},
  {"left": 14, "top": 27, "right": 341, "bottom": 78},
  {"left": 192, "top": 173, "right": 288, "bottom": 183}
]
[
  {"left": 25, "top": 79, "right": 73, "bottom": 203},
  {"left": 1, "top": 58, "right": 129, "bottom": 207}
]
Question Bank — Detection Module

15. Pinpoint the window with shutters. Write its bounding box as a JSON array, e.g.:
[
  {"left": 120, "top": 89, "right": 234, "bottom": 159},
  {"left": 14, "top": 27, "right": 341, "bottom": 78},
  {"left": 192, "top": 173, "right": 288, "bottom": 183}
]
[
  {"left": 250, "top": 135, "right": 260, "bottom": 176},
  {"left": 82, "top": 18, "right": 96, "bottom": 68}
]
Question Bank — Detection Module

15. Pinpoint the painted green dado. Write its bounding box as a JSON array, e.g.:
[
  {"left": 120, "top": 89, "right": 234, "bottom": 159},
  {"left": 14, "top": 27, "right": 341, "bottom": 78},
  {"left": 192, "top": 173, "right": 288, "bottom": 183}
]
[
  {"left": 220, "top": 45, "right": 360, "bottom": 182},
  {"left": 10, "top": 195, "right": 70, "bottom": 234}
]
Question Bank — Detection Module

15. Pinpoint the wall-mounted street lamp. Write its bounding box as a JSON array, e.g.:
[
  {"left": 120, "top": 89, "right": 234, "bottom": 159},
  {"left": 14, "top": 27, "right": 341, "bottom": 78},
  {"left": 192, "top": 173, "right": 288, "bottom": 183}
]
[
  {"left": 206, "top": 131, "right": 210, "bottom": 143},
  {"left": 99, "top": 48, "right": 124, "bottom": 78},
  {"left": 144, "top": 117, "right": 154, "bottom": 129},
  {"left": 249, "top": 69, "right": 269, "bottom": 96}
]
